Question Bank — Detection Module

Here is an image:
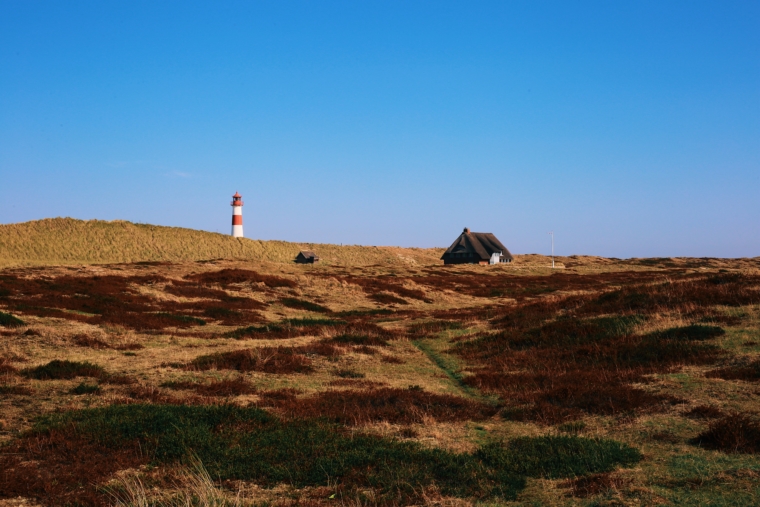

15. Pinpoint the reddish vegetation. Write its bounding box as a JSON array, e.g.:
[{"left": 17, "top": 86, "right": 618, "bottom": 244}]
[
  {"left": 563, "top": 473, "right": 631, "bottom": 498},
  {"left": 0, "top": 384, "right": 33, "bottom": 395},
  {"left": 188, "top": 347, "right": 315, "bottom": 374},
  {"left": 0, "top": 357, "right": 18, "bottom": 375},
  {"left": 185, "top": 268, "right": 296, "bottom": 289},
  {"left": 163, "top": 280, "right": 230, "bottom": 299},
  {"left": 706, "top": 359, "right": 760, "bottom": 381},
  {"left": 691, "top": 414, "right": 760, "bottom": 454},
  {"left": 418, "top": 269, "right": 677, "bottom": 300},
  {"left": 163, "top": 377, "right": 257, "bottom": 396},
  {"left": 330, "top": 322, "right": 398, "bottom": 347},
  {"left": 0, "top": 431, "right": 145, "bottom": 506},
  {"left": 328, "top": 379, "right": 389, "bottom": 388},
  {"left": 458, "top": 322, "right": 718, "bottom": 424},
  {"left": 447, "top": 273, "right": 760, "bottom": 424},
  {"left": 264, "top": 387, "right": 498, "bottom": 425},
  {"left": 72, "top": 334, "right": 110, "bottom": 349},
  {"left": 0, "top": 272, "right": 267, "bottom": 331}
]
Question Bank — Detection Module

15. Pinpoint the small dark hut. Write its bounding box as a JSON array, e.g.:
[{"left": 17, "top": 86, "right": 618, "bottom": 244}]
[
  {"left": 295, "top": 251, "right": 320, "bottom": 264},
  {"left": 441, "top": 228, "right": 513, "bottom": 265}
]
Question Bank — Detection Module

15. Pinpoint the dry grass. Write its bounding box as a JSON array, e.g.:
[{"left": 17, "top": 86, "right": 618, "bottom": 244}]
[{"left": 0, "top": 218, "right": 444, "bottom": 267}]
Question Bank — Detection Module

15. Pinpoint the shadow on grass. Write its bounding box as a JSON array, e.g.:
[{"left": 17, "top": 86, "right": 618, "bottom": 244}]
[{"left": 0, "top": 404, "right": 642, "bottom": 506}]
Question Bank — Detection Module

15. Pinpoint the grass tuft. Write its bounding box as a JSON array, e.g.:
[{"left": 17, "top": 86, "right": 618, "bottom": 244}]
[{"left": 691, "top": 414, "right": 760, "bottom": 454}]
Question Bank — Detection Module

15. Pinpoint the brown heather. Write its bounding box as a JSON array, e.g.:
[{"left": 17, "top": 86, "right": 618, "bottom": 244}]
[{"left": 262, "top": 387, "right": 499, "bottom": 425}]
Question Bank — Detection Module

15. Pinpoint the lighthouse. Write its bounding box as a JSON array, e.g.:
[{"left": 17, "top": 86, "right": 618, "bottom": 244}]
[{"left": 231, "top": 192, "right": 244, "bottom": 237}]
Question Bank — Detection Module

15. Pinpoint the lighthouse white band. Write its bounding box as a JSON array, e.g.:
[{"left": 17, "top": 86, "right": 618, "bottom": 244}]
[{"left": 232, "top": 224, "right": 244, "bottom": 237}]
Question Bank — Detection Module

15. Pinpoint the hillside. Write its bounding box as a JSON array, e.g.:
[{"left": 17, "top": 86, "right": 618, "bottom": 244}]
[{"left": 0, "top": 218, "right": 444, "bottom": 267}]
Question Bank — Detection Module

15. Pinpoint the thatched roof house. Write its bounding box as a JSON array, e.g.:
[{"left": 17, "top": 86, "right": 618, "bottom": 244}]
[
  {"left": 295, "top": 250, "right": 319, "bottom": 264},
  {"left": 441, "top": 228, "right": 513, "bottom": 265}
]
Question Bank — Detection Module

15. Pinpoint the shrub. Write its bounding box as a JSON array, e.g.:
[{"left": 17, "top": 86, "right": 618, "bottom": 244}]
[
  {"left": 72, "top": 334, "right": 110, "bottom": 349},
  {"left": 656, "top": 324, "right": 725, "bottom": 341},
  {"left": 285, "top": 317, "right": 345, "bottom": 327},
  {"left": 268, "top": 387, "right": 499, "bottom": 425},
  {"left": 563, "top": 472, "right": 631, "bottom": 498},
  {"left": 201, "top": 307, "right": 258, "bottom": 326},
  {"left": 188, "top": 348, "right": 313, "bottom": 374},
  {"left": 0, "top": 311, "right": 24, "bottom": 328},
  {"left": 706, "top": 359, "right": 760, "bottom": 381},
  {"left": 155, "top": 313, "right": 206, "bottom": 326},
  {"left": 370, "top": 293, "right": 408, "bottom": 305},
  {"left": 71, "top": 382, "right": 101, "bottom": 395},
  {"left": 691, "top": 414, "right": 760, "bottom": 454},
  {"left": 163, "top": 280, "right": 229, "bottom": 299},
  {"left": 279, "top": 298, "right": 331, "bottom": 313},
  {"left": 226, "top": 318, "right": 345, "bottom": 339},
  {"left": 185, "top": 269, "right": 296, "bottom": 289},
  {"left": 335, "top": 369, "right": 365, "bottom": 379},
  {"left": 684, "top": 405, "right": 725, "bottom": 420},
  {"left": 0, "top": 384, "right": 33, "bottom": 395},
  {"left": 331, "top": 333, "right": 389, "bottom": 346},
  {"left": 456, "top": 321, "right": 724, "bottom": 424},
  {"left": 162, "top": 378, "right": 257, "bottom": 396},
  {"left": 21, "top": 360, "right": 105, "bottom": 380}
]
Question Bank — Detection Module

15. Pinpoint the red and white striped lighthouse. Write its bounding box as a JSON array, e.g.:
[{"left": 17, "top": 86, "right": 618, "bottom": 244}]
[{"left": 231, "top": 192, "right": 244, "bottom": 237}]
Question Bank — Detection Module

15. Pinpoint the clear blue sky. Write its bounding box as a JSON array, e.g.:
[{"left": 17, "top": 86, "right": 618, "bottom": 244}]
[{"left": 1, "top": 1, "right": 758, "bottom": 257}]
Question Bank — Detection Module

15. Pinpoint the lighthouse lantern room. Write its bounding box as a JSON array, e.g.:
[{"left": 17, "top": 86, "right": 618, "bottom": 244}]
[{"left": 231, "top": 192, "right": 244, "bottom": 238}]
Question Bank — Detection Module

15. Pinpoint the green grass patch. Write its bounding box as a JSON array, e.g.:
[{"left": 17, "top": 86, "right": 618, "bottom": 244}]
[
  {"left": 413, "top": 339, "right": 481, "bottom": 399},
  {"left": 0, "top": 311, "right": 25, "bottom": 328},
  {"left": 24, "top": 405, "right": 641, "bottom": 503},
  {"left": 476, "top": 435, "right": 642, "bottom": 479}
]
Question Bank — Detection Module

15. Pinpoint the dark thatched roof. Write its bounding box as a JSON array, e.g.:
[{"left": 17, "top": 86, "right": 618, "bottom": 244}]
[
  {"left": 441, "top": 228, "right": 513, "bottom": 262},
  {"left": 296, "top": 250, "right": 318, "bottom": 259}
]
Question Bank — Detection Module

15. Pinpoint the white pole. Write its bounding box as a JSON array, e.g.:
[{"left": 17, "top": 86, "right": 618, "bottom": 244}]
[{"left": 548, "top": 231, "right": 554, "bottom": 269}]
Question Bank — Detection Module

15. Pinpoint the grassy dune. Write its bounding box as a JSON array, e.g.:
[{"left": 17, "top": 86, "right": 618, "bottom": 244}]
[{"left": 0, "top": 218, "right": 444, "bottom": 267}]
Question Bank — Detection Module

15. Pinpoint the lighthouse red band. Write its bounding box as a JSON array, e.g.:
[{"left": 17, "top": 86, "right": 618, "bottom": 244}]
[{"left": 231, "top": 192, "right": 244, "bottom": 238}]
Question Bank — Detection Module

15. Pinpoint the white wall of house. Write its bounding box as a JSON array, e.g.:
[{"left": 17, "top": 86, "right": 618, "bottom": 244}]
[{"left": 490, "top": 251, "right": 501, "bottom": 265}]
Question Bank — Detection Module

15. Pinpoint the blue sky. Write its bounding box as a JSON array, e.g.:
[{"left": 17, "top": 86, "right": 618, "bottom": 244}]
[{"left": 1, "top": 1, "right": 758, "bottom": 257}]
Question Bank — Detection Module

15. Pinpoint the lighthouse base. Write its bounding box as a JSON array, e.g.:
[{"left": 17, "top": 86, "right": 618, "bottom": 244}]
[{"left": 232, "top": 225, "right": 244, "bottom": 238}]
